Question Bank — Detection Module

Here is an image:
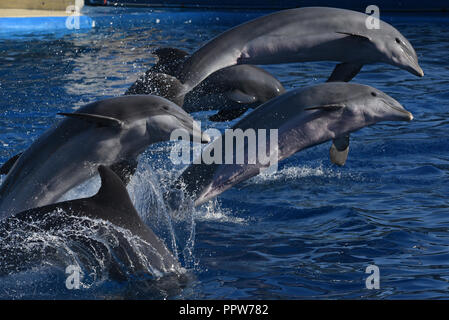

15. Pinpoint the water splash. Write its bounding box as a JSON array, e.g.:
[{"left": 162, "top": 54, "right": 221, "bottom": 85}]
[{"left": 249, "top": 164, "right": 341, "bottom": 183}]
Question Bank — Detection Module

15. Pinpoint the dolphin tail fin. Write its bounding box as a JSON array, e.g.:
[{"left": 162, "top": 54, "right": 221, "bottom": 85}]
[
  {"left": 0, "top": 152, "right": 22, "bottom": 175},
  {"left": 126, "top": 72, "right": 187, "bottom": 106},
  {"left": 91, "top": 165, "right": 140, "bottom": 221},
  {"left": 330, "top": 134, "right": 350, "bottom": 166}
]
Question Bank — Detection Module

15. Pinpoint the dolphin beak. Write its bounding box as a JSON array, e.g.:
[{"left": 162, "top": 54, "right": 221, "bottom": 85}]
[
  {"left": 389, "top": 104, "right": 414, "bottom": 121},
  {"left": 405, "top": 111, "right": 414, "bottom": 121},
  {"left": 413, "top": 65, "right": 424, "bottom": 77},
  {"left": 404, "top": 55, "right": 424, "bottom": 77}
]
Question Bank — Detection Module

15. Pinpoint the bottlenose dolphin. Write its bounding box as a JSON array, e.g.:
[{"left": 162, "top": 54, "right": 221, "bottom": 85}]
[
  {"left": 0, "top": 95, "right": 209, "bottom": 217},
  {"left": 126, "top": 47, "right": 285, "bottom": 121},
  {"left": 184, "top": 64, "right": 285, "bottom": 121},
  {"left": 171, "top": 82, "right": 413, "bottom": 206},
  {"left": 174, "top": 7, "right": 423, "bottom": 97},
  {"left": 0, "top": 165, "right": 182, "bottom": 281}
]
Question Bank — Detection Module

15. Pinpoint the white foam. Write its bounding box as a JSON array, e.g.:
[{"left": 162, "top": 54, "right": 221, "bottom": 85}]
[
  {"left": 248, "top": 164, "right": 343, "bottom": 184},
  {"left": 194, "top": 199, "right": 246, "bottom": 224}
]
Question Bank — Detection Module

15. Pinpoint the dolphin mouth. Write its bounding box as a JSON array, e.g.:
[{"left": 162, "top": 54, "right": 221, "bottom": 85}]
[
  {"left": 416, "top": 66, "right": 424, "bottom": 77},
  {"left": 404, "top": 52, "right": 424, "bottom": 77},
  {"left": 389, "top": 103, "right": 414, "bottom": 121},
  {"left": 411, "top": 64, "right": 424, "bottom": 77}
]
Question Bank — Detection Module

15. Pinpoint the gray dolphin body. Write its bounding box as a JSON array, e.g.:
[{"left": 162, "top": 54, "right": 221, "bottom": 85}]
[
  {"left": 0, "top": 95, "right": 208, "bottom": 217},
  {"left": 0, "top": 166, "right": 182, "bottom": 281},
  {"left": 184, "top": 64, "right": 286, "bottom": 121},
  {"left": 171, "top": 82, "right": 413, "bottom": 206},
  {"left": 171, "top": 6, "right": 422, "bottom": 100},
  {"left": 126, "top": 47, "right": 285, "bottom": 121}
]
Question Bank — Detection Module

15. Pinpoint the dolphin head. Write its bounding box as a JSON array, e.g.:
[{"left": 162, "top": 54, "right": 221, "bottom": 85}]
[
  {"left": 338, "top": 84, "right": 413, "bottom": 128},
  {"left": 144, "top": 99, "right": 210, "bottom": 144},
  {"left": 94, "top": 95, "right": 210, "bottom": 148},
  {"left": 297, "top": 83, "right": 413, "bottom": 138},
  {"left": 370, "top": 26, "right": 424, "bottom": 77}
]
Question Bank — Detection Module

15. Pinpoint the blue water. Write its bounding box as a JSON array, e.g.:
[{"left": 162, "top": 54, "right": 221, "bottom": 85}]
[{"left": 0, "top": 7, "right": 448, "bottom": 299}]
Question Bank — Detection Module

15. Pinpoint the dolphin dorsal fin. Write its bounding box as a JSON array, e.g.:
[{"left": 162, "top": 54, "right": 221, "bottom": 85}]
[
  {"left": 58, "top": 112, "right": 124, "bottom": 129},
  {"left": 92, "top": 165, "right": 139, "bottom": 222}
]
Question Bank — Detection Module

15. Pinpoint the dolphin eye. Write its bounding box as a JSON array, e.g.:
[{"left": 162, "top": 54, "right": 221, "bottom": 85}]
[
  {"left": 395, "top": 38, "right": 401, "bottom": 44},
  {"left": 162, "top": 105, "right": 169, "bottom": 111},
  {"left": 371, "top": 92, "right": 377, "bottom": 97}
]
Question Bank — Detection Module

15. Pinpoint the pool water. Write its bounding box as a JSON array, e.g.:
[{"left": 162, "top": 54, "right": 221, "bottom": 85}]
[{"left": 0, "top": 7, "right": 448, "bottom": 299}]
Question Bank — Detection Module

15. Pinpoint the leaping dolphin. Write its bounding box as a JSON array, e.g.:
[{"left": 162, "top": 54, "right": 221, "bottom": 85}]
[
  {"left": 175, "top": 7, "right": 423, "bottom": 97},
  {"left": 184, "top": 64, "right": 286, "bottom": 121},
  {"left": 0, "top": 165, "right": 183, "bottom": 282},
  {"left": 170, "top": 82, "right": 413, "bottom": 206},
  {"left": 126, "top": 47, "right": 285, "bottom": 121},
  {"left": 0, "top": 95, "right": 209, "bottom": 217},
  {"left": 135, "top": 7, "right": 422, "bottom": 107}
]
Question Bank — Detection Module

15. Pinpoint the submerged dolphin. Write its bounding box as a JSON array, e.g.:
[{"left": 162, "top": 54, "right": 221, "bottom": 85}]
[
  {"left": 0, "top": 166, "right": 183, "bottom": 282},
  {"left": 171, "top": 82, "right": 413, "bottom": 206},
  {"left": 0, "top": 95, "right": 209, "bottom": 217},
  {"left": 126, "top": 47, "right": 285, "bottom": 121}
]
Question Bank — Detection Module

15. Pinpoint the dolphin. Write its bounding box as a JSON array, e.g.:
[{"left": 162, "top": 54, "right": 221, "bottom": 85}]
[
  {"left": 170, "top": 82, "right": 413, "bottom": 206},
  {"left": 0, "top": 165, "right": 183, "bottom": 282},
  {"left": 0, "top": 95, "right": 209, "bottom": 217},
  {"left": 126, "top": 47, "right": 286, "bottom": 121},
  {"left": 184, "top": 64, "right": 286, "bottom": 121},
  {"left": 173, "top": 6, "right": 423, "bottom": 99}
]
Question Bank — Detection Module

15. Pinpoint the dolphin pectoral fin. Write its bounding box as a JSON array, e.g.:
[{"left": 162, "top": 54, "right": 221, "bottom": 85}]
[
  {"left": 226, "top": 90, "right": 257, "bottom": 104},
  {"left": 304, "top": 104, "right": 345, "bottom": 112},
  {"left": 209, "top": 106, "right": 249, "bottom": 122},
  {"left": 109, "top": 158, "right": 138, "bottom": 185},
  {"left": 329, "top": 134, "right": 350, "bottom": 166},
  {"left": 58, "top": 113, "right": 124, "bottom": 129},
  {"left": 0, "top": 152, "right": 22, "bottom": 175},
  {"left": 326, "top": 63, "right": 364, "bottom": 82}
]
